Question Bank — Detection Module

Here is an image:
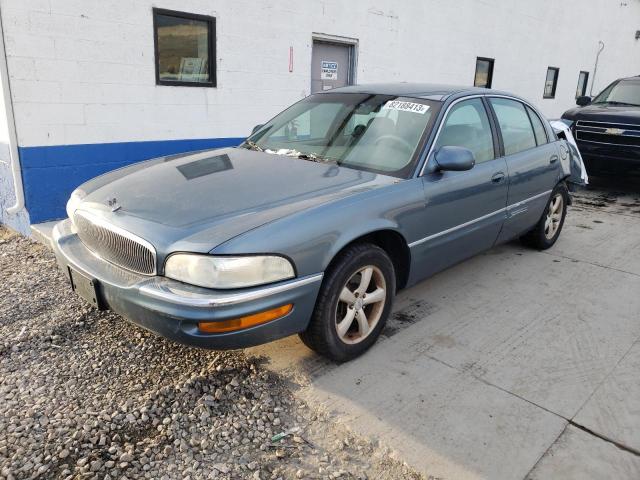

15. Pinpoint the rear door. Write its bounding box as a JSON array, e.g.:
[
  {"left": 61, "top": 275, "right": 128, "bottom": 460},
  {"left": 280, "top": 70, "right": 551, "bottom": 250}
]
[
  {"left": 488, "top": 97, "right": 562, "bottom": 242},
  {"left": 410, "top": 97, "right": 509, "bottom": 282}
]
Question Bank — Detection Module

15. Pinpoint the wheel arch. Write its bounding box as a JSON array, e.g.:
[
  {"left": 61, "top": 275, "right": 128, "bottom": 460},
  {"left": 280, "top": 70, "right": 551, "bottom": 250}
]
[{"left": 324, "top": 228, "right": 411, "bottom": 291}]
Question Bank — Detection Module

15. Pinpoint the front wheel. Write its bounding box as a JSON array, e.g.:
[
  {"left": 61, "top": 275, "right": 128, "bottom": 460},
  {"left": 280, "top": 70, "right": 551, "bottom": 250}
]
[
  {"left": 521, "top": 184, "right": 569, "bottom": 250},
  {"left": 299, "top": 243, "right": 395, "bottom": 362}
]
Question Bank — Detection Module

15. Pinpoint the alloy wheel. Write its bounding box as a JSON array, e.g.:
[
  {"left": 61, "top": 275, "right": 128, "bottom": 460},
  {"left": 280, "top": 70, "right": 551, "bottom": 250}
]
[
  {"left": 544, "top": 193, "right": 564, "bottom": 240},
  {"left": 335, "top": 265, "right": 387, "bottom": 345}
]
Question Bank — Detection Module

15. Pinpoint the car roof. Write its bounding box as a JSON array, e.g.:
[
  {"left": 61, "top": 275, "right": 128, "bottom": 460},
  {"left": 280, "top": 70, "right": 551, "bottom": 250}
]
[{"left": 324, "top": 83, "right": 513, "bottom": 101}]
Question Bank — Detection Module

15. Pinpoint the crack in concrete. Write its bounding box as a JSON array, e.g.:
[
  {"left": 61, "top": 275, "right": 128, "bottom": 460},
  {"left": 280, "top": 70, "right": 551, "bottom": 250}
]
[
  {"left": 541, "top": 250, "right": 640, "bottom": 279},
  {"left": 522, "top": 423, "right": 570, "bottom": 480},
  {"left": 569, "top": 420, "right": 640, "bottom": 457}
]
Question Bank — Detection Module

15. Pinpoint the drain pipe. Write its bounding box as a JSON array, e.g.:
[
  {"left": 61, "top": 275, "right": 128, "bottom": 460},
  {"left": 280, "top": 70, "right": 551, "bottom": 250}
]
[
  {"left": 589, "top": 41, "right": 605, "bottom": 97},
  {"left": 0, "top": 9, "right": 24, "bottom": 215}
]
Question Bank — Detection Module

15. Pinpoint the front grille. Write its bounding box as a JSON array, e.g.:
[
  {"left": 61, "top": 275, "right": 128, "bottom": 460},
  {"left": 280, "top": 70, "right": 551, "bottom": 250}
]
[
  {"left": 575, "top": 120, "right": 640, "bottom": 147},
  {"left": 74, "top": 211, "right": 157, "bottom": 275}
]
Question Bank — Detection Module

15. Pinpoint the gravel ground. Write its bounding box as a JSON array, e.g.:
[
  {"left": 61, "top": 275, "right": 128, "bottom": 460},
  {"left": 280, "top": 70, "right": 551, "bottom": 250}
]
[{"left": 0, "top": 227, "right": 421, "bottom": 480}]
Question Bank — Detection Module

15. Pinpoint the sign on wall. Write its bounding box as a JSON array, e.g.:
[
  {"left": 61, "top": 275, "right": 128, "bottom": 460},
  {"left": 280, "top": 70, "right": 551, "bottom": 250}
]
[{"left": 321, "top": 61, "right": 338, "bottom": 80}]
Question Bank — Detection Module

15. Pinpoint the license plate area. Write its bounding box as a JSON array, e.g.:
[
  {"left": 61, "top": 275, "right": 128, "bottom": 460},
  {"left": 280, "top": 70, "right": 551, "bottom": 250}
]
[{"left": 69, "top": 267, "right": 104, "bottom": 310}]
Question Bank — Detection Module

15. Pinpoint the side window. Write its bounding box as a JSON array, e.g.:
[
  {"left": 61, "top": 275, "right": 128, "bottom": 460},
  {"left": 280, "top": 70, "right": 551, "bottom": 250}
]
[
  {"left": 489, "top": 98, "right": 537, "bottom": 155},
  {"left": 435, "top": 98, "right": 495, "bottom": 163},
  {"left": 526, "top": 106, "right": 548, "bottom": 145}
]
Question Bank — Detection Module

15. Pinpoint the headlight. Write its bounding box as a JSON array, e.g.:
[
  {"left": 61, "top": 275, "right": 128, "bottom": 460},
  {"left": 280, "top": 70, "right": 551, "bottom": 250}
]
[
  {"left": 66, "top": 188, "right": 86, "bottom": 219},
  {"left": 164, "top": 254, "right": 295, "bottom": 289}
]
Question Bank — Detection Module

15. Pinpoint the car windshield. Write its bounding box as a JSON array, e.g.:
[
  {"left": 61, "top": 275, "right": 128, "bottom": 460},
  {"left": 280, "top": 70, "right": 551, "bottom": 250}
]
[
  {"left": 593, "top": 79, "right": 640, "bottom": 107},
  {"left": 243, "top": 93, "right": 440, "bottom": 178}
]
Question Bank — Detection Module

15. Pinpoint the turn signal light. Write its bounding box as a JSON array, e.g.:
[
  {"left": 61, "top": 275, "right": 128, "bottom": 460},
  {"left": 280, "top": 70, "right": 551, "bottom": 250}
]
[{"left": 198, "top": 304, "right": 293, "bottom": 333}]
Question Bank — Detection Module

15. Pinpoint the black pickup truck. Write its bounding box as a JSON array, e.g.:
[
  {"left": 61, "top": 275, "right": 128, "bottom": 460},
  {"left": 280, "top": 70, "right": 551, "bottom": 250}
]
[{"left": 561, "top": 76, "right": 640, "bottom": 174}]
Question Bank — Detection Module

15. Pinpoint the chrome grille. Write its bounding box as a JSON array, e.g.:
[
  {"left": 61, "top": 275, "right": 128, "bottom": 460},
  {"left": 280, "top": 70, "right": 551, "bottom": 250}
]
[
  {"left": 73, "top": 211, "right": 157, "bottom": 275},
  {"left": 575, "top": 120, "right": 640, "bottom": 147}
]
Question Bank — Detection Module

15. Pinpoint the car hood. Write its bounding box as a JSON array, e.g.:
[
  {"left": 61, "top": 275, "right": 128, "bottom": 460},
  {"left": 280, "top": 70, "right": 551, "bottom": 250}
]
[
  {"left": 562, "top": 104, "right": 640, "bottom": 124},
  {"left": 75, "top": 147, "right": 396, "bottom": 255}
]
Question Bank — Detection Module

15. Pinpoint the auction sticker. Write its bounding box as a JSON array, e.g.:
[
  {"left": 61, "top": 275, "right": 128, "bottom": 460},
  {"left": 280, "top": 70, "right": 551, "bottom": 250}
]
[{"left": 382, "top": 101, "right": 430, "bottom": 114}]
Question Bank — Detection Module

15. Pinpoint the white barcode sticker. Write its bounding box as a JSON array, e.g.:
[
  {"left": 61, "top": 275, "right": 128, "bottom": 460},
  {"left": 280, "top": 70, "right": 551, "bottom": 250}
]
[{"left": 382, "top": 101, "right": 430, "bottom": 114}]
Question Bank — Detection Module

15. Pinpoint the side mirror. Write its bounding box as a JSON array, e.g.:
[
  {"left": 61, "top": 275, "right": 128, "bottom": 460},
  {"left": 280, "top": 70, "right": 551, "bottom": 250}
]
[
  {"left": 576, "top": 96, "right": 592, "bottom": 107},
  {"left": 251, "top": 124, "right": 264, "bottom": 135},
  {"left": 434, "top": 146, "right": 476, "bottom": 172}
]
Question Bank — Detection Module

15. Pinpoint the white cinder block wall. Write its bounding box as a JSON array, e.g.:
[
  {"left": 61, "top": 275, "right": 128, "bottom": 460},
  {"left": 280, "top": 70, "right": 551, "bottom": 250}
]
[{"left": 0, "top": 0, "right": 639, "bottom": 230}]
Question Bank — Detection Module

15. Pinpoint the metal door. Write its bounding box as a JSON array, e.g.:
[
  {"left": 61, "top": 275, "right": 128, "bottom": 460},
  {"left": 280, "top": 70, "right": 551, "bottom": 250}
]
[
  {"left": 409, "top": 157, "right": 509, "bottom": 283},
  {"left": 311, "top": 41, "right": 354, "bottom": 94},
  {"left": 408, "top": 98, "right": 508, "bottom": 283}
]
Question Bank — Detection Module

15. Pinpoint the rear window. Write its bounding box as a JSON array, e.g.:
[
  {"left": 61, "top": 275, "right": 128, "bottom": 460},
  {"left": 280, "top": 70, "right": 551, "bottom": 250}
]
[{"left": 489, "top": 98, "right": 537, "bottom": 155}]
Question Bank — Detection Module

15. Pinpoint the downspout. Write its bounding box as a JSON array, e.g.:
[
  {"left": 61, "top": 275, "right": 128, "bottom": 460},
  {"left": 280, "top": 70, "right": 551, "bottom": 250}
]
[
  {"left": 589, "top": 41, "right": 605, "bottom": 97},
  {"left": 0, "top": 6, "right": 25, "bottom": 215}
]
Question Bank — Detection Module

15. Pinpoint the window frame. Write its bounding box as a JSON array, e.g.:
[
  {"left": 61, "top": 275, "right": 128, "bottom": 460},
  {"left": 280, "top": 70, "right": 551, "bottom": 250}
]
[
  {"left": 486, "top": 96, "right": 541, "bottom": 156},
  {"left": 433, "top": 97, "right": 498, "bottom": 164},
  {"left": 543, "top": 67, "right": 560, "bottom": 99},
  {"left": 418, "top": 94, "right": 555, "bottom": 176},
  {"left": 576, "top": 71, "right": 589, "bottom": 99},
  {"left": 525, "top": 105, "right": 548, "bottom": 146},
  {"left": 474, "top": 57, "right": 495, "bottom": 89},
  {"left": 152, "top": 8, "right": 217, "bottom": 88}
]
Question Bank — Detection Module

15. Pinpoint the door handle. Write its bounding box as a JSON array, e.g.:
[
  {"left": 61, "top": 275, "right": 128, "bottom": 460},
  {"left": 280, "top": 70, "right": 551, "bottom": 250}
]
[
  {"left": 549, "top": 155, "right": 559, "bottom": 164},
  {"left": 491, "top": 172, "right": 506, "bottom": 183}
]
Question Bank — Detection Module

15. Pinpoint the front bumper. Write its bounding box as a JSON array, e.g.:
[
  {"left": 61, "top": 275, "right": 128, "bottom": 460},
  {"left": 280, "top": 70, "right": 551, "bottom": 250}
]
[
  {"left": 52, "top": 219, "right": 323, "bottom": 349},
  {"left": 576, "top": 140, "right": 640, "bottom": 172}
]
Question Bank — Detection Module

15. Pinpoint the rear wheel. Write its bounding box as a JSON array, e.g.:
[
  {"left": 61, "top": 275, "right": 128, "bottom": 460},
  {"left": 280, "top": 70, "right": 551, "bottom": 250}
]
[
  {"left": 521, "top": 184, "right": 568, "bottom": 250},
  {"left": 299, "top": 243, "right": 395, "bottom": 362}
]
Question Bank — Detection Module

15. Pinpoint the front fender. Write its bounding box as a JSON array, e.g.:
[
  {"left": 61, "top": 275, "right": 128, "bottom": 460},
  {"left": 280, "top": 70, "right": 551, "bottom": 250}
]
[{"left": 210, "top": 180, "right": 423, "bottom": 277}]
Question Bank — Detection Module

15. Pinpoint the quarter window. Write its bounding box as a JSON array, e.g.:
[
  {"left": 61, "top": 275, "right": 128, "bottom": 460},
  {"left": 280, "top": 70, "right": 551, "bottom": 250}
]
[
  {"left": 576, "top": 71, "right": 589, "bottom": 98},
  {"left": 153, "top": 9, "right": 216, "bottom": 87},
  {"left": 489, "top": 98, "right": 537, "bottom": 155},
  {"left": 435, "top": 98, "right": 495, "bottom": 163},
  {"left": 543, "top": 67, "right": 559, "bottom": 99},
  {"left": 474, "top": 57, "right": 494, "bottom": 89},
  {"left": 526, "top": 106, "right": 548, "bottom": 145}
]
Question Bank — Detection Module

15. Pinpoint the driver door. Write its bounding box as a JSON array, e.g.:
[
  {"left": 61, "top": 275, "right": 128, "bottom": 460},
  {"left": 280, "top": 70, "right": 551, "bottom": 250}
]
[{"left": 409, "top": 97, "right": 509, "bottom": 283}]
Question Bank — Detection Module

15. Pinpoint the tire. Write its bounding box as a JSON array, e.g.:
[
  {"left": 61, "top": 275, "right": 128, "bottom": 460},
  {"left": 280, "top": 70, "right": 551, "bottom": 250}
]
[
  {"left": 299, "top": 243, "right": 396, "bottom": 362},
  {"left": 521, "top": 183, "right": 569, "bottom": 250}
]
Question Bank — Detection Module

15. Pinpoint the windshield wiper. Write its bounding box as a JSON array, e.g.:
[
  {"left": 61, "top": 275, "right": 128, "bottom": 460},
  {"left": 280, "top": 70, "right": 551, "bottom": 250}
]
[{"left": 243, "top": 140, "right": 263, "bottom": 152}]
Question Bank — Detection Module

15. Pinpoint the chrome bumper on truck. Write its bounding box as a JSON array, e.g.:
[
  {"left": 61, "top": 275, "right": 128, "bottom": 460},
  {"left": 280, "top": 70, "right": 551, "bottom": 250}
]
[{"left": 52, "top": 219, "right": 322, "bottom": 349}]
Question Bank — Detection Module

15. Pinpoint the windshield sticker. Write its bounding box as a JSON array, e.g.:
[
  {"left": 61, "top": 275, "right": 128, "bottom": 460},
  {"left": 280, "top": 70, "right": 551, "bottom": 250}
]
[{"left": 382, "top": 101, "right": 430, "bottom": 114}]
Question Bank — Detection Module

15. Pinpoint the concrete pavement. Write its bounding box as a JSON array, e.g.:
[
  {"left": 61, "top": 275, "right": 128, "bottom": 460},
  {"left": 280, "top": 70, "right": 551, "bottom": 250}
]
[
  {"left": 31, "top": 177, "right": 640, "bottom": 479},
  {"left": 250, "top": 178, "right": 640, "bottom": 479}
]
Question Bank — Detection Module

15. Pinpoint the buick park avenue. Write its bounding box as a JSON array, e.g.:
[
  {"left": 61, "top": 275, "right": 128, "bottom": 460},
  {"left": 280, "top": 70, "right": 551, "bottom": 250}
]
[{"left": 54, "top": 84, "right": 584, "bottom": 361}]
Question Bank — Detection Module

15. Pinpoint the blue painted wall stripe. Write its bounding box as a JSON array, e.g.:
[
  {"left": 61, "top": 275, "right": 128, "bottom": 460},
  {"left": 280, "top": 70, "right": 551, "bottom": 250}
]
[{"left": 19, "top": 137, "right": 244, "bottom": 224}]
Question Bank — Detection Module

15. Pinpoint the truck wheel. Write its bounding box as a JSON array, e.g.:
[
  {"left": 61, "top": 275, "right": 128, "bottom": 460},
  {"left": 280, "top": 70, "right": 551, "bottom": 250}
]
[
  {"left": 299, "top": 243, "right": 395, "bottom": 362},
  {"left": 521, "top": 183, "right": 569, "bottom": 250}
]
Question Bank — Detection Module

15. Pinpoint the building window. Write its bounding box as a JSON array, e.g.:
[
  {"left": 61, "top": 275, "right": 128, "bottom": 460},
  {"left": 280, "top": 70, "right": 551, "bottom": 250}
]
[
  {"left": 474, "top": 57, "right": 494, "bottom": 88},
  {"left": 543, "top": 67, "right": 559, "bottom": 98},
  {"left": 576, "top": 71, "right": 589, "bottom": 98},
  {"left": 153, "top": 8, "right": 216, "bottom": 87}
]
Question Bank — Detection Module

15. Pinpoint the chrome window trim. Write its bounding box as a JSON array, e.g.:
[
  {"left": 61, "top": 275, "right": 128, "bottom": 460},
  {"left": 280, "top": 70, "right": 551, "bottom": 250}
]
[
  {"left": 408, "top": 189, "right": 552, "bottom": 249},
  {"left": 418, "top": 93, "right": 549, "bottom": 177},
  {"left": 74, "top": 209, "right": 158, "bottom": 275},
  {"left": 138, "top": 273, "right": 324, "bottom": 308},
  {"left": 418, "top": 94, "right": 485, "bottom": 177}
]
